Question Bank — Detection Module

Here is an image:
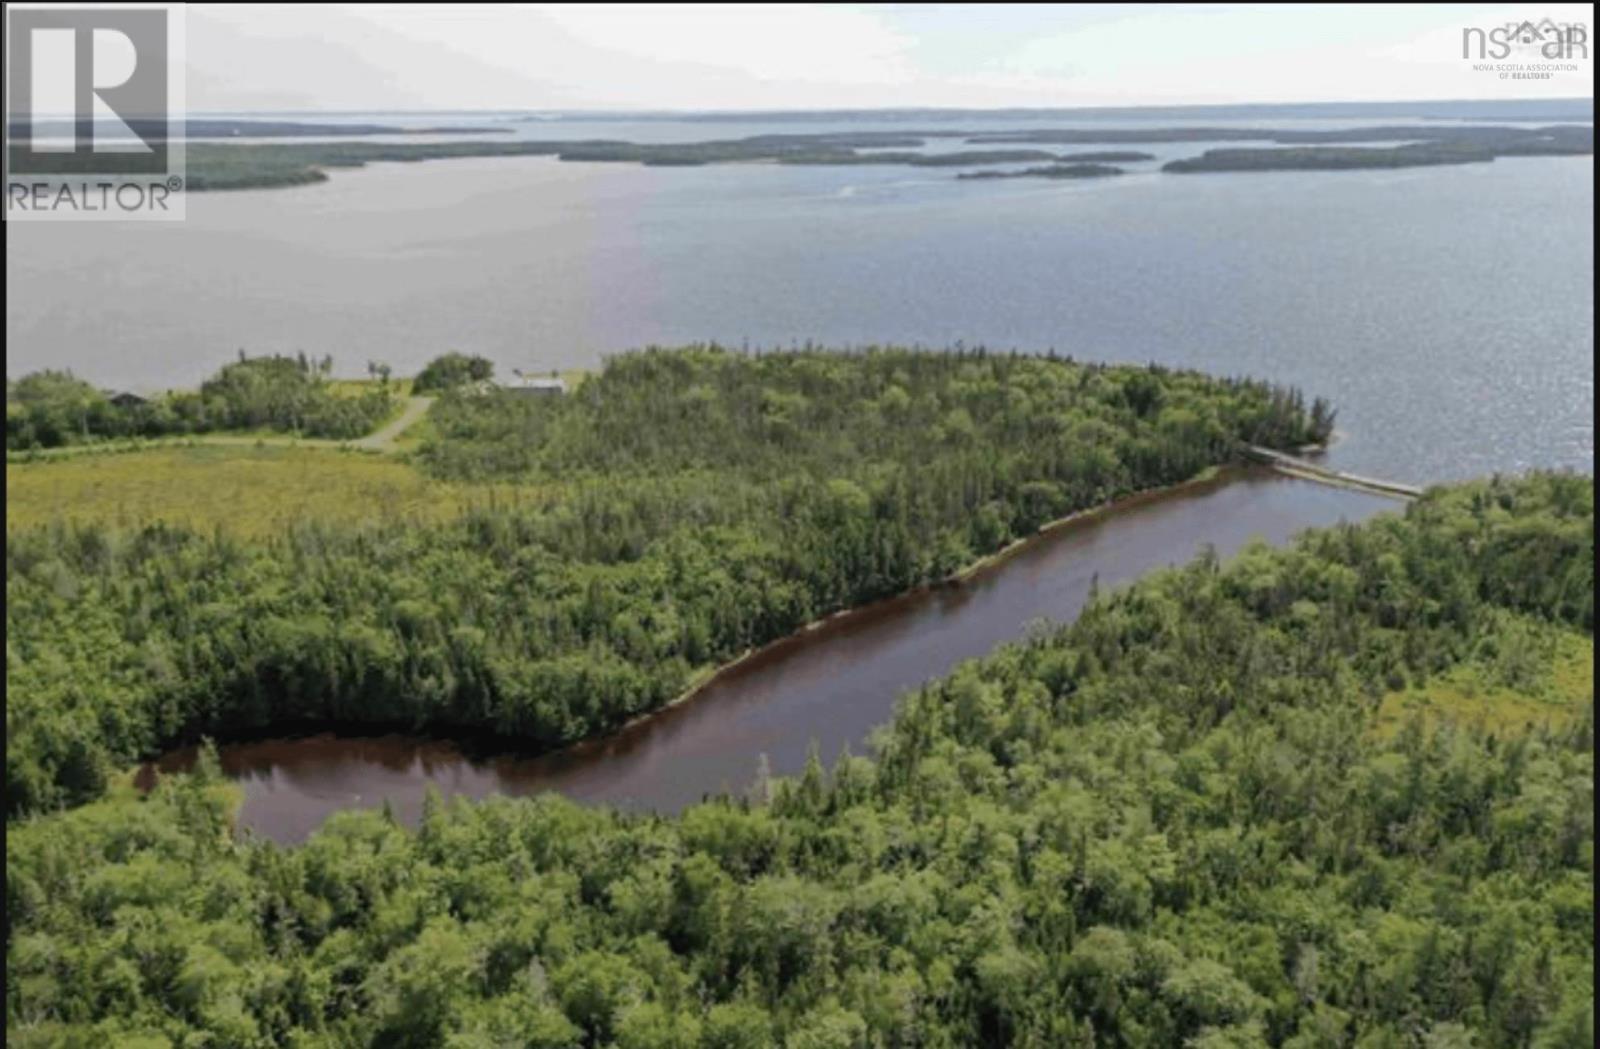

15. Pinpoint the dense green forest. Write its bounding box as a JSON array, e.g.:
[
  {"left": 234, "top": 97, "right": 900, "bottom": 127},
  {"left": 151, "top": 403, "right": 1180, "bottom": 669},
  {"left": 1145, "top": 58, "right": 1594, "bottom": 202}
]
[
  {"left": 7, "top": 348, "right": 1331, "bottom": 816},
  {"left": 1164, "top": 145, "right": 1485, "bottom": 174},
  {"left": 5, "top": 355, "right": 396, "bottom": 450},
  {"left": 415, "top": 348, "right": 1332, "bottom": 481},
  {"left": 7, "top": 472, "right": 1592, "bottom": 1046}
]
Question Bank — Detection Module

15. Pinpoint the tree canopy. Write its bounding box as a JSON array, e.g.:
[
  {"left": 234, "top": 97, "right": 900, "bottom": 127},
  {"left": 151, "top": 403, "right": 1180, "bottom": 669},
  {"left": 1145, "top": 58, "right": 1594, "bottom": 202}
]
[
  {"left": 413, "top": 353, "right": 495, "bottom": 395},
  {"left": 5, "top": 471, "right": 1592, "bottom": 1047},
  {"left": 7, "top": 347, "right": 1331, "bottom": 816}
]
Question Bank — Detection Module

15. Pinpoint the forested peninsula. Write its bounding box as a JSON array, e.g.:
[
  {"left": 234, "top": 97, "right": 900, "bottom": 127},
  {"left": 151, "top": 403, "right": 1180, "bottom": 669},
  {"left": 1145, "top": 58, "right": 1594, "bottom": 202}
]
[{"left": 7, "top": 347, "right": 1333, "bottom": 815}]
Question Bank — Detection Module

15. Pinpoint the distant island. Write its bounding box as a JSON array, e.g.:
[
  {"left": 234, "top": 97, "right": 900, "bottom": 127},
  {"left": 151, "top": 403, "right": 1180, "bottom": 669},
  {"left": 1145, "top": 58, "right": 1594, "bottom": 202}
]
[
  {"left": 1165, "top": 144, "right": 1481, "bottom": 173},
  {"left": 963, "top": 124, "right": 1595, "bottom": 148},
  {"left": 512, "top": 97, "right": 1594, "bottom": 123},
  {"left": 9, "top": 123, "right": 1587, "bottom": 191},
  {"left": 1163, "top": 127, "right": 1594, "bottom": 172},
  {"left": 958, "top": 163, "right": 1126, "bottom": 180}
]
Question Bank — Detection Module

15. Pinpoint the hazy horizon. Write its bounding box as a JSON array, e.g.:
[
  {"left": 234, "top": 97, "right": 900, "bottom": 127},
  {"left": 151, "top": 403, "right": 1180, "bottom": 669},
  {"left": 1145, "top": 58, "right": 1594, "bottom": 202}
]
[
  {"left": 184, "top": 4, "right": 1594, "bottom": 112},
  {"left": 180, "top": 96, "right": 1595, "bottom": 117}
]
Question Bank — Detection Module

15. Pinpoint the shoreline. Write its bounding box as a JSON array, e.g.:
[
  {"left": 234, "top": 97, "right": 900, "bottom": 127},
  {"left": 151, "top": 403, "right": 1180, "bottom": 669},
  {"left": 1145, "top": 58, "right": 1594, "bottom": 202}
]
[
  {"left": 620, "top": 462, "right": 1244, "bottom": 734},
  {"left": 138, "top": 457, "right": 1376, "bottom": 775},
  {"left": 140, "top": 463, "right": 1252, "bottom": 775}
]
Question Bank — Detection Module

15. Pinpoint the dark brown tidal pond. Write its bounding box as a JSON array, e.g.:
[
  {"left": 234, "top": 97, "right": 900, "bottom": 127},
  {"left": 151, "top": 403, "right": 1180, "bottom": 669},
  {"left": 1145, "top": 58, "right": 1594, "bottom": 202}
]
[{"left": 150, "top": 470, "right": 1398, "bottom": 843}]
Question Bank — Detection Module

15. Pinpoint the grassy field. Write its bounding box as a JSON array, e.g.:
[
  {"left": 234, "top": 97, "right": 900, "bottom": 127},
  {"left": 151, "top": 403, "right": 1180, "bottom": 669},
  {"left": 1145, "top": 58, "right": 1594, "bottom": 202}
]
[
  {"left": 1373, "top": 628, "right": 1593, "bottom": 739},
  {"left": 5, "top": 445, "right": 551, "bottom": 538}
]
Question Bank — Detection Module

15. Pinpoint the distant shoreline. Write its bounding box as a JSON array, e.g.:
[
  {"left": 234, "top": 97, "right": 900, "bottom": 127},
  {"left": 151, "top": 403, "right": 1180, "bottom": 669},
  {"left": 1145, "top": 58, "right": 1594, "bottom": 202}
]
[
  {"left": 11, "top": 121, "right": 1586, "bottom": 192},
  {"left": 169, "top": 97, "right": 1595, "bottom": 122}
]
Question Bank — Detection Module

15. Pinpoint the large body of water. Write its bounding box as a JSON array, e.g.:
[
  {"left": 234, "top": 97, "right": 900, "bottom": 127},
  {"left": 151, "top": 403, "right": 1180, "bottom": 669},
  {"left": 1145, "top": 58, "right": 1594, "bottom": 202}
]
[
  {"left": 6, "top": 115, "right": 1593, "bottom": 482},
  {"left": 36, "top": 112, "right": 1581, "bottom": 841},
  {"left": 150, "top": 470, "right": 1398, "bottom": 843}
]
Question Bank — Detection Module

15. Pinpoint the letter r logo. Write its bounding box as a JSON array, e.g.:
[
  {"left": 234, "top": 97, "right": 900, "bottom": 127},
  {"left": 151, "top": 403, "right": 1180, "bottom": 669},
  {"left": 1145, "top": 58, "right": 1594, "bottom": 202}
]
[{"left": 7, "top": 7, "right": 169, "bottom": 174}]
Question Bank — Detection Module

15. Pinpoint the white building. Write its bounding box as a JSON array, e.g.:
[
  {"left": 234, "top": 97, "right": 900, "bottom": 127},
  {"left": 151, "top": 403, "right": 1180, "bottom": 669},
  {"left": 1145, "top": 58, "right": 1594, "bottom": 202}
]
[{"left": 502, "top": 375, "right": 567, "bottom": 397}]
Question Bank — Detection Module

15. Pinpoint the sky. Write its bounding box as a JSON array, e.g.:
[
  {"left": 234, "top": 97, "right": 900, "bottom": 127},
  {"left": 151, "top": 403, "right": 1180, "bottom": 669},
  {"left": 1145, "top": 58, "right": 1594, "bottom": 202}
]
[{"left": 183, "top": 3, "right": 1595, "bottom": 112}]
